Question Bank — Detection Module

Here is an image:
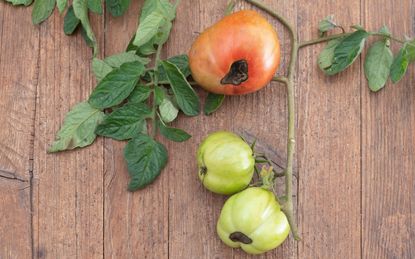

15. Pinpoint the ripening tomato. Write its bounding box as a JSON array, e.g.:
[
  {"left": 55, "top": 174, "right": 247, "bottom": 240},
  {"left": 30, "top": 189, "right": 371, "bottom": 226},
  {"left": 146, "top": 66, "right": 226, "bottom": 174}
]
[
  {"left": 189, "top": 10, "right": 280, "bottom": 95},
  {"left": 197, "top": 131, "right": 254, "bottom": 195},
  {"left": 217, "top": 187, "right": 290, "bottom": 254}
]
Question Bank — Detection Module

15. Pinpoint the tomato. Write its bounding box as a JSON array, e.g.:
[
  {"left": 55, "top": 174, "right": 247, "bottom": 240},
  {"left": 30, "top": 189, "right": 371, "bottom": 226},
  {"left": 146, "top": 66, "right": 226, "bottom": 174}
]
[
  {"left": 189, "top": 10, "right": 280, "bottom": 95},
  {"left": 217, "top": 187, "right": 290, "bottom": 254},
  {"left": 197, "top": 131, "right": 254, "bottom": 195}
]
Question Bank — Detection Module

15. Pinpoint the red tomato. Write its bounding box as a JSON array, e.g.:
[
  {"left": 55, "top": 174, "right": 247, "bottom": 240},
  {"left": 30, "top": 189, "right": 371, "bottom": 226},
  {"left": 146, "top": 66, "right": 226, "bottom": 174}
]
[{"left": 189, "top": 10, "right": 281, "bottom": 95}]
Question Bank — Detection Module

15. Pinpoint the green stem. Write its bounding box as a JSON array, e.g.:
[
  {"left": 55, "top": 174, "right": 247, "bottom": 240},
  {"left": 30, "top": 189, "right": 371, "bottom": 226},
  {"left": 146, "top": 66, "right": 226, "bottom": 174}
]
[
  {"left": 146, "top": 80, "right": 198, "bottom": 86},
  {"left": 225, "top": 0, "right": 236, "bottom": 15},
  {"left": 151, "top": 44, "right": 164, "bottom": 137},
  {"left": 299, "top": 32, "right": 351, "bottom": 48},
  {"left": 245, "top": 0, "right": 300, "bottom": 240}
]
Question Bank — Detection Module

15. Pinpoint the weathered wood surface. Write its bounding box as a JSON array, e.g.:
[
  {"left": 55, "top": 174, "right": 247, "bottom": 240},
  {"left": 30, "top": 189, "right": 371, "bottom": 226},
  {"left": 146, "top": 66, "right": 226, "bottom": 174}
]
[{"left": 0, "top": 0, "right": 414, "bottom": 258}]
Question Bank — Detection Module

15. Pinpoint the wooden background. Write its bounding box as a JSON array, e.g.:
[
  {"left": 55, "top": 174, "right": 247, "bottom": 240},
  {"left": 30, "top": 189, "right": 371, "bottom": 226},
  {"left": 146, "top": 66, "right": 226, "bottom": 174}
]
[{"left": 0, "top": 0, "right": 414, "bottom": 258}]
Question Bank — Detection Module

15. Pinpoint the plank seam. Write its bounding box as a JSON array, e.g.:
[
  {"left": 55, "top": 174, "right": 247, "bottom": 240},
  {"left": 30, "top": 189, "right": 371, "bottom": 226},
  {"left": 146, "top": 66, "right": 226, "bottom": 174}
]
[
  {"left": 28, "top": 21, "right": 42, "bottom": 259},
  {"left": 359, "top": 0, "right": 364, "bottom": 258}
]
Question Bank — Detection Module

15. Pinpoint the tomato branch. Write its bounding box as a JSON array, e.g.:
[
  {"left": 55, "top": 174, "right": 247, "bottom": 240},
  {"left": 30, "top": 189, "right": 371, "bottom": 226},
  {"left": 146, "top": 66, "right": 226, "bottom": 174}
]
[
  {"left": 244, "top": 0, "right": 300, "bottom": 241},
  {"left": 150, "top": 44, "right": 164, "bottom": 137}
]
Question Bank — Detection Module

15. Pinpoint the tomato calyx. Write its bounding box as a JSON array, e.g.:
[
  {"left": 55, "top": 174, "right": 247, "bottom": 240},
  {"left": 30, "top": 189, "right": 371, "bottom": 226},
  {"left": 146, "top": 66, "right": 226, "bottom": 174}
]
[
  {"left": 229, "top": 231, "right": 253, "bottom": 244},
  {"left": 199, "top": 166, "right": 208, "bottom": 175},
  {"left": 220, "top": 59, "right": 249, "bottom": 85}
]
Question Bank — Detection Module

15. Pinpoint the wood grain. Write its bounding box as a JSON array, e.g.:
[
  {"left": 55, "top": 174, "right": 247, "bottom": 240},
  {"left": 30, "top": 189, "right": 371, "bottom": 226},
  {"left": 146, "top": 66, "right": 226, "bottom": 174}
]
[
  {"left": 31, "top": 10, "right": 105, "bottom": 259},
  {"left": 362, "top": 0, "right": 415, "bottom": 258},
  {"left": 296, "top": 1, "right": 362, "bottom": 258},
  {"left": 0, "top": 0, "right": 414, "bottom": 258},
  {"left": 0, "top": 2, "right": 39, "bottom": 258}
]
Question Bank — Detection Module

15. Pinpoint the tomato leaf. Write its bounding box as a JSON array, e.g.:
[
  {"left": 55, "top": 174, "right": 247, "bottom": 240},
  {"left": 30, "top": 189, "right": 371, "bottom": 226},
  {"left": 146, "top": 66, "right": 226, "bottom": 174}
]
[
  {"left": 318, "top": 15, "right": 338, "bottom": 36},
  {"left": 4, "top": 0, "right": 33, "bottom": 6},
  {"left": 88, "top": 61, "right": 145, "bottom": 109},
  {"left": 158, "top": 55, "right": 191, "bottom": 81},
  {"left": 364, "top": 40, "right": 393, "bottom": 92},
  {"left": 318, "top": 38, "right": 343, "bottom": 70},
  {"left": 378, "top": 25, "right": 391, "bottom": 37},
  {"left": 73, "top": 0, "right": 97, "bottom": 55},
  {"left": 104, "top": 51, "right": 150, "bottom": 67},
  {"left": 48, "top": 102, "right": 104, "bottom": 152},
  {"left": 405, "top": 39, "right": 415, "bottom": 62},
  {"left": 322, "top": 30, "right": 369, "bottom": 75},
  {"left": 87, "top": 0, "right": 102, "bottom": 14},
  {"left": 106, "top": 0, "right": 131, "bottom": 17},
  {"left": 124, "top": 134, "right": 168, "bottom": 191},
  {"left": 140, "top": 0, "right": 175, "bottom": 22},
  {"left": 32, "top": 0, "right": 56, "bottom": 24},
  {"left": 57, "top": 0, "right": 67, "bottom": 13},
  {"left": 154, "top": 86, "right": 166, "bottom": 105},
  {"left": 390, "top": 45, "right": 410, "bottom": 83},
  {"left": 159, "top": 98, "right": 179, "bottom": 123},
  {"left": 204, "top": 93, "right": 225, "bottom": 115},
  {"left": 63, "top": 6, "right": 80, "bottom": 35},
  {"left": 91, "top": 58, "right": 113, "bottom": 82},
  {"left": 128, "top": 85, "right": 151, "bottom": 103},
  {"left": 160, "top": 60, "right": 200, "bottom": 116},
  {"left": 158, "top": 120, "right": 191, "bottom": 142},
  {"left": 133, "top": 12, "right": 165, "bottom": 48},
  {"left": 95, "top": 102, "right": 151, "bottom": 140}
]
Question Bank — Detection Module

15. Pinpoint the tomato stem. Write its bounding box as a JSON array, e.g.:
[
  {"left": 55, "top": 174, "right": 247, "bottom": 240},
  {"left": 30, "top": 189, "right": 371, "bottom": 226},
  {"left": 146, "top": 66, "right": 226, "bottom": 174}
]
[
  {"left": 150, "top": 44, "right": 164, "bottom": 138},
  {"left": 245, "top": 0, "right": 300, "bottom": 241}
]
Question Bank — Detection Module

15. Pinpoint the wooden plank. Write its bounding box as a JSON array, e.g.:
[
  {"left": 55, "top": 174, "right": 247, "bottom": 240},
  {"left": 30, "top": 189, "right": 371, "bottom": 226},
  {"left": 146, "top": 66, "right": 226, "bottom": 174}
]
[
  {"left": 296, "top": 0, "right": 362, "bottom": 258},
  {"left": 362, "top": 0, "right": 415, "bottom": 258},
  {"left": 0, "top": 2, "right": 40, "bottom": 258},
  {"left": 103, "top": 2, "right": 169, "bottom": 258},
  {"left": 32, "top": 10, "right": 105, "bottom": 258},
  {"left": 167, "top": 0, "right": 297, "bottom": 258}
]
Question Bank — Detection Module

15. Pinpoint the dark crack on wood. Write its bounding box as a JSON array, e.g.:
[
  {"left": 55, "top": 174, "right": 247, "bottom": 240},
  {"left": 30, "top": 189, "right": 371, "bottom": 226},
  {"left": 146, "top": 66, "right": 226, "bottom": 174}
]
[{"left": 0, "top": 169, "right": 28, "bottom": 182}]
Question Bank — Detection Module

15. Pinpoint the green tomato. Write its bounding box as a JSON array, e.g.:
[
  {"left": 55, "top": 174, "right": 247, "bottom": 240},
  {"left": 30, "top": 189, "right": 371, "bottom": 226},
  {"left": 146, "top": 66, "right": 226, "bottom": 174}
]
[
  {"left": 197, "top": 131, "right": 255, "bottom": 195},
  {"left": 217, "top": 187, "right": 290, "bottom": 254}
]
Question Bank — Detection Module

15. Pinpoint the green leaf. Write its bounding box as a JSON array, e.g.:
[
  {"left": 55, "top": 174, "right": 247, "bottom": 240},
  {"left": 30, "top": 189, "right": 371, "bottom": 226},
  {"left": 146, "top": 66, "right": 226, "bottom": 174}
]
[
  {"left": 322, "top": 30, "right": 369, "bottom": 75},
  {"left": 378, "top": 25, "right": 391, "bottom": 37},
  {"left": 390, "top": 45, "right": 410, "bottom": 83},
  {"left": 57, "top": 0, "right": 67, "bottom": 13},
  {"left": 4, "top": 0, "right": 33, "bottom": 6},
  {"left": 48, "top": 102, "right": 104, "bottom": 152},
  {"left": 405, "top": 40, "right": 415, "bottom": 62},
  {"left": 104, "top": 51, "right": 150, "bottom": 67},
  {"left": 80, "top": 26, "right": 94, "bottom": 47},
  {"left": 364, "top": 40, "right": 393, "bottom": 92},
  {"left": 153, "top": 20, "right": 172, "bottom": 46},
  {"left": 159, "top": 98, "right": 178, "bottom": 123},
  {"left": 124, "top": 134, "right": 168, "bottom": 191},
  {"left": 32, "top": 0, "right": 56, "bottom": 24},
  {"left": 128, "top": 85, "right": 151, "bottom": 103},
  {"left": 73, "top": 0, "right": 97, "bottom": 55},
  {"left": 87, "top": 0, "right": 102, "bottom": 14},
  {"left": 154, "top": 86, "right": 166, "bottom": 105},
  {"left": 158, "top": 55, "right": 191, "bottom": 81},
  {"left": 204, "top": 93, "right": 225, "bottom": 115},
  {"left": 89, "top": 61, "right": 145, "bottom": 109},
  {"left": 160, "top": 60, "right": 200, "bottom": 116},
  {"left": 95, "top": 102, "right": 151, "bottom": 140},
  {"left": 92, "top": 58, "right": 113, "bottom": 82},
  {"left": 318, "top": 15, "right": 337, "bottom": 36},
  {"left": 133, "top": 12, "right": 165, "bottom": 48},
  {"left": 318, "top": 38, "right": 343, "bottom": 70},
  {"left": 106, "top": 0, "right": 131, "bottom": 17},
  {"left": 158, "top": 120, "right": 191, "bottom": 142},
  {"left": 140, "top": 0, "right": 175, "bottom": 22},
  {"left": 63, "top": 6, "right": 80, "bottom": 35}
]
